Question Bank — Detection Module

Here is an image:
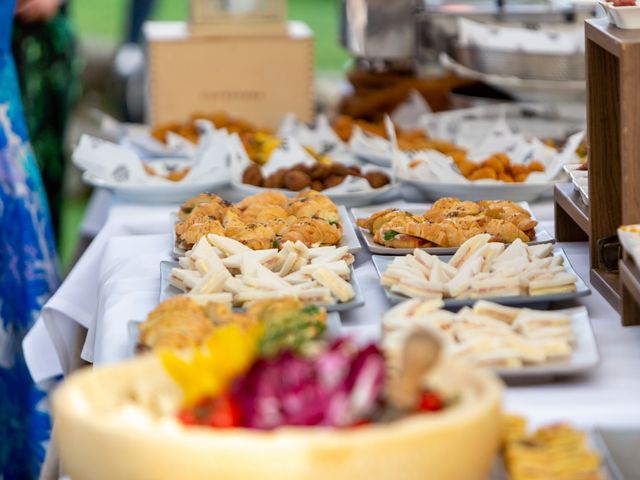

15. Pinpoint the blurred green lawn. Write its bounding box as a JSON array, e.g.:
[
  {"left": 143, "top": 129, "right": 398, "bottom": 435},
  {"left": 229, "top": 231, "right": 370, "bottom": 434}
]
[
  {"left": 70, "top": 0, "right": 350, "bottom": 71},
  {"left": 61, "top": 1, "right": 349, "bottom": 269}
]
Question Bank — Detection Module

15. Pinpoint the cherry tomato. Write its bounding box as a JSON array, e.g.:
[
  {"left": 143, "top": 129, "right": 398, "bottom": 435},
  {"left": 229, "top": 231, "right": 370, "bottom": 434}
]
[
  {"left": 203, "top": 395, "right": 242, "bottom": 428},
  {"left": 177, "top": 394, "right": 242, "bottom": 428},
  {"left": 419, "top": 391, "right": 443, "bottom": 412}
]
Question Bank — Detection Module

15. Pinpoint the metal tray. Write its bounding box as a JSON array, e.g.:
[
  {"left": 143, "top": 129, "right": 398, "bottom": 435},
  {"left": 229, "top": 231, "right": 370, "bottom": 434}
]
[
  {"left": 350, "top": 201, "right": 553, "bottom": 256},
  {"left": 371, "top": 248, "right": 591, "bottom": 308},
  {"left": 159, "top": 261, "right": 366, "bottom": 313}
]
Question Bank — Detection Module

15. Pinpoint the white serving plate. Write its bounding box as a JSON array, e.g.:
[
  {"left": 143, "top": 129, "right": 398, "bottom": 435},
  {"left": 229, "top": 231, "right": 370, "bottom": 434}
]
[
  {"left": 371, "top": 248, "right": 591, "bottom": 309},
  {"left": 350, "top": 201, "right": 553, "bottom": 255},
  {"left": 494, "top": 306, "right": 599, "bottom": 379},
  {"left": 83, "top": 172, "right": 228, "bottom": 204},
  {"left": 579, "top": 184, "right": 590, "bottom": 206},
  {"left": 398, "top": 176, "right": 555, "bottom": 202},
  {"left": 229, "top": 180, "right": 400, "bottom": 208},
  {"left": 159, "top": 261, "right": 365, "bottom": 313},
  {"left": 573, "top": 176, "right": 589, "bottom": 191},
  {"left": 386, "top": 305, "right": 598, "bottom": 380},
  {"left": 599, "top": 1, "right": 640, "bottom": 29},
  {"left": 171, "top": 205, "right": 362, "bottom": 258}
]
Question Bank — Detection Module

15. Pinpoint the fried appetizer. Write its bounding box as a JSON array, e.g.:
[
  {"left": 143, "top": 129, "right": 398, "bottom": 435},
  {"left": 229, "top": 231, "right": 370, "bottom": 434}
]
[
  {"left": 356, "top": 198, "right": 537, "bottom": 249},
  {"left": 279, "top": 218, "right": 342, "bottom": 246},
  {"left": 175, "top": 190, "right": 344, "bottom": 251},
  {"left": 138, "top": 296, "right": 213, "bottom": 351},
  {"left": 138, "top": 296, "right": 327, "bottom": 352},
  {"left": 236, "top": 191, "right": 288, "bottom": 210},
  {"left": 241, "top": 160, "right": 390, "bottom": 192}
]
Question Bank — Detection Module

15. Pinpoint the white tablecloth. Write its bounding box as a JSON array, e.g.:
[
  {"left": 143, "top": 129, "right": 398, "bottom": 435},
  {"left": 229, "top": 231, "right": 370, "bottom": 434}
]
[{"left": 24, "top": 192, "right": 640, "bottom": 430}]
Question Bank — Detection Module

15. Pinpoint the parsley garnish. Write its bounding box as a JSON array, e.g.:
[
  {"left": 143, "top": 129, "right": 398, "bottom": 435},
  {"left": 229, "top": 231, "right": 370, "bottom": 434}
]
[{"left": 384, "top": 230, "right": 399, "bottom": 241}]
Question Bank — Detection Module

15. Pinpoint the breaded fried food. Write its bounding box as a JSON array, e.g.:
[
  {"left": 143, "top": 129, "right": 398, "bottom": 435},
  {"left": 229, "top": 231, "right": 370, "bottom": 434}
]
[
  {"left": 227, "top": 223, "right": 277, "bottom": 250},
  {"left": 178, "top": 193, "right": 228, "bottom": 220},
  {"left": 394, "top": 220, "right": 483, "bottom": 248},
  {"left": 236, "top": 191, "right": 288, "bottom": 210},
  {"left": 479, "top": 200, "right": 538, "bottom": 232},
  {"left": 177, "top": 218, "right": 225, "bottom": 249},
  {"left": 357, "top": 197, "right": 537, "bottom": 249},
  {"left": 175, "top": 190, "right": 343, "bottom": 250},
  {"left": 240, "top": 204, "right": 289, "bottom": 224},
  {"left": 279, "top": 218, "right": 341, "bottom": 246},
  {"left": 286, "top": 190, "right": 340, "bottom": 225},
  {"left": 423, "top": 198, "right": 482, "bottom": 222},
  {"left": 373, "top": 220, "right": 433, "bottom": 248},
  {"left": 481, "top": 219, "right": 530, "bottom": 243},
  {"left": 138, "top": 296, "right": 213, "bottom": 350}
]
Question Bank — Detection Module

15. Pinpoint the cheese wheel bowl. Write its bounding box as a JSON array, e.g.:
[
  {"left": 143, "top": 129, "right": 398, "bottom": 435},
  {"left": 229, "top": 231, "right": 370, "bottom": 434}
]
[{"left": 53, "top": 355, "right": 503, "bottom": 480}]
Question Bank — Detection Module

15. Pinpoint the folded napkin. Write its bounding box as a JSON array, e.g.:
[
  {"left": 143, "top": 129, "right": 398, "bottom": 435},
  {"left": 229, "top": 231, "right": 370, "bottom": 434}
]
[
  {"left": 23, "top": 206, "right": 174, "bottom": 381},
  {"left": 74, "top": 120, "right": 230, "bottom": 187}
]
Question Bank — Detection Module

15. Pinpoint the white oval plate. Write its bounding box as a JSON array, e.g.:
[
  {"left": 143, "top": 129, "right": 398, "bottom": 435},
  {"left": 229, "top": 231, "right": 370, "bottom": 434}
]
[
  {"left": 229, "top": 180, "right": 400, "bottom": 208},
  {"left": 83, "top": 172, "right": 229, "bottom": 204},
  {"left": 399, "top": 176, "right": 555, "bottom": 203}
]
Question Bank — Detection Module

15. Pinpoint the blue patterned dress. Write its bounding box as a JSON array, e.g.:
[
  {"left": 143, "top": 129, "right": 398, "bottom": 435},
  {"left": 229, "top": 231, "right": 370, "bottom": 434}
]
[{"left": 0, "top": 2, "right": 60, "bottom": 478}]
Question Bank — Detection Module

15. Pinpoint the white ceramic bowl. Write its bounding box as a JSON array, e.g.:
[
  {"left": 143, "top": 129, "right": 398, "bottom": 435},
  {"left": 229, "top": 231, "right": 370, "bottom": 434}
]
[
  {"left": 600, "top": 1, "right": 640, "bottom": 29},
  {"left": 83, "top": 172, "right": 229, "bottom": 204}
]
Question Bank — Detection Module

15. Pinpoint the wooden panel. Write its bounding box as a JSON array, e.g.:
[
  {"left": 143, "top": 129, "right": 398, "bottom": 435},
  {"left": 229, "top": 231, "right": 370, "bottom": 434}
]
[
  {"left": 554, "top": 183, "right": 589, "bottom": 242},
  {"left": 585, "top": 19, "right": 640, "bottom": 324},
  {"left": 586, "top": 37, "right": 621, "bottom": 273},
  {"left": 619, "top": 46, "right": 640, "bottom": 225},
  {"left": 147, "top": 32, "right": 314, "bottom": 128},
  {"left": 620, "top": 257, "right": 640, "bottom": 326},
  {"left": 591, "top": 269, "right": 621, "bottom": 312}
]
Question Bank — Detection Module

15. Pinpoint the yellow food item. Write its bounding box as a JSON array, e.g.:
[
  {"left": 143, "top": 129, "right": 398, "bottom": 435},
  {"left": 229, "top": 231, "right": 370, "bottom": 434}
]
[
  {"left": 503, "top": 415, "right": 604, "bottom": 480},
  {"left": 357, "top": 198, "right": 537, "bottom": 249},
  {"left": 175, "top": 190, "right": 343, "bottom": 250},
  {"left": 161, "top": 323, "right": 262, "bottom": 406}
]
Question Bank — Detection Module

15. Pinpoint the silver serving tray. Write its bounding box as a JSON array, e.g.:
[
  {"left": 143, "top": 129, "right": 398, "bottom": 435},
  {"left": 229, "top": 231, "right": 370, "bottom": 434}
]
[
  {"left": 371, "top": 248, "right": 591, "bottom": 308},
  {"left": 350, "top": 201, "right": 553, "bottom": 256},
  {"left": 159, "top": 261, "right": 365, "bottom": 313},
  {"left": 172, "top": 205, "right": 362, "bottom": 258}
]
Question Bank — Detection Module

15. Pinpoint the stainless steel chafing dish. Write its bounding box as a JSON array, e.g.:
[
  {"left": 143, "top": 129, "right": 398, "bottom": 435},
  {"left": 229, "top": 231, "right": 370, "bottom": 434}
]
[{"left": 340, "top": 0, "right": 596, "bottom": 67}]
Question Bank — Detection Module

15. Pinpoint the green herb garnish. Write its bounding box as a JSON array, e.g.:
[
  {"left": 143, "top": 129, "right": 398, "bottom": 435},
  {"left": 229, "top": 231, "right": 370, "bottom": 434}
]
[{"left": 384, "top": 230, "right": 400, "bottom": 241}]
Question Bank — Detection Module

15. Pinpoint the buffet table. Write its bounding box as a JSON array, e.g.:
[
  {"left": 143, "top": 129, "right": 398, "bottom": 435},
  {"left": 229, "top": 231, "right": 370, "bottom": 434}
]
[{"left": 24, "top": 190, "right": 640, "bottom": 429}]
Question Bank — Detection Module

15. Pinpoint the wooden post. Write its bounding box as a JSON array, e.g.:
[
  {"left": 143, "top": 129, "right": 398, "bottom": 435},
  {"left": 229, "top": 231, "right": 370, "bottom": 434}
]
[{"left": 585, "top": 18, "right": 640, "bottom": 324}]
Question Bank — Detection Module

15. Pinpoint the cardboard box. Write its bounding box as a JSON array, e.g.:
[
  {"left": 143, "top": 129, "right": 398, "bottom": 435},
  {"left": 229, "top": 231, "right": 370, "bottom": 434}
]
[
  {"left": 145, "top": 21, "right": 314, "bottom": 129},
  {"left": 190, "top": 0, "right": 286, "bottom": 36}
]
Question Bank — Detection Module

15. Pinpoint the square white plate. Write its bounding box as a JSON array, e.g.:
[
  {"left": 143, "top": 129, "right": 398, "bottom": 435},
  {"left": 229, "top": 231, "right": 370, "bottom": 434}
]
[
  {"left": 371, "top": 248, "right": 591, "bottom": 309},
  {"left": 350, "top": 201, "right": 553, "bottom": 255},
  {"left": 171, "top": 205, "right": 361, "bottom": 258},
  {"left": 159, "top": 260, "right": 365, "bottom": 313}
]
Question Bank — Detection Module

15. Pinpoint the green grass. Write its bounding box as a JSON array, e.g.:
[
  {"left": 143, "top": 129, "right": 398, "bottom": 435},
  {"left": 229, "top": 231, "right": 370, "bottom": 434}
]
[
  {"left": 69, "top": 0, "right": 349, "bottom": 71},
  {"left": 62, "top": 1, "right": 349, "bottom": 270},
  {"left": 59, "top": 195, "right": 89, "bottom": 271}
]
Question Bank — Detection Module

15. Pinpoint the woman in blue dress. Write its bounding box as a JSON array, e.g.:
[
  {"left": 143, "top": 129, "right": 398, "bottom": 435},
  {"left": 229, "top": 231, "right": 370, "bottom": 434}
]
[{"left": 0, "top": 1, "right": 60, "bottom": 478}]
